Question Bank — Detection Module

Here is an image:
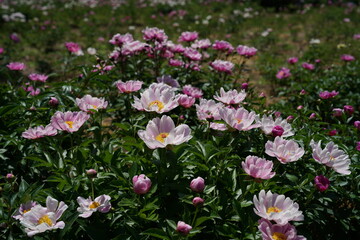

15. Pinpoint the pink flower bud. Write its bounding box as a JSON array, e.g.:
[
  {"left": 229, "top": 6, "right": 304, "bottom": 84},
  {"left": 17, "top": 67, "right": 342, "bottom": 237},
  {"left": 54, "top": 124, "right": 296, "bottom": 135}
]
[
  {"left": 314, "top": 175, "right": 330, "bottom": 192},
  {"left": 343, "top": 105, "right": 354, "bottom": 115},
  {"left": 286, "top": 115, "right": 294, "bottom": 122},
  {"left": 299, "top": 89, "right": 306, "bottom": 95},
  {"left": 192, "top": 197, "right": 204, "bottom": 207},
  {"left": 309, "top": 113, "right": 316, "bottom": 119},
  {"left": 176, "top": 221, "right": 192, "bottom": 235},
  {"left": 272, "top": 125, "right": 284, "bottom": 137},
  {"left": 190, "top": 177, "right": 205, "bottom": 193},
  {"left": 49, "top": 97, "right": 59, "bottom": 107},
  {"left": 297, "top": 105, "right": 303, "bottom": 110},
  {"left": 332, "top": 108, "right": 343, "bottom": 117},
  {"left": 6, "top": 173, "right": 15, "bottom": 182},
  {"left": 356, "top": 142, "right": 360, "bottom": 151},
  {"left": 354, "top": 121, "right": 360, "bottom": 130},
  {"left": 132, "top": 174, "right": 152, "bottom": 195},
  {"left": 274, "top": 111, "right": 281, "bottom": 118},
  {"left": 178, "top": 94, "right": 195, "bottom": 108},
  {"left": 328, "top": 130, "right": 337, "bottom": 136},
  {"left": 86, "top": 169, "right": 97, "bottom": 178},
  {"left": 241, "top": 83, "right": 249, "bottom": 90}
]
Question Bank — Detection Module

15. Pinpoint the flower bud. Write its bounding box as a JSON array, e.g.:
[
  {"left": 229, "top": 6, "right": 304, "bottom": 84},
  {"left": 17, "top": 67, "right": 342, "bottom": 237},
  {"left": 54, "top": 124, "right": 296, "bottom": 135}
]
[
  {"left": 192, "top": 197, "right": 204, "bottom": 207},
  {"left": 176, "top": 221, "right": 192, "bottom": 236},
  {"left": 86, "top": 169, "right": 97, "bottom": 178},
  {"left": 6, "top": 173, "right": 15, "bottom": 182},
  {"left": 297, "top": 105, "right": 303, "bottom": 110},
  {"left": 332, "top": 108, "right": 343, "bottom": 117},
  {"left": 272, "top": 125, "right": 284, "bottom": 137},
  {"left": 328, "top": 130, "right": 337, "bottom": 136},
  {"left": 299, "top": 89, "right": 306, "bottom": 95},
  {"left": 49, "top": 97, "right": 59, "bottom": 107},
  {"left": 354, "top": 121, "right": 360, "bottom": 130},
  {"left": 274, "top": 111, "right": 281, "bottom": 118},
  {"left": 356, "top": 142, "right": 360, "bottom": 151},
  {"left": 132, "top": 174, "right": 152, "bottom": 195},
  {"left": 190, "top": 177, "right": 205, "bottom": 193},
  {"left": 286, "top": 115, "right": 294, "bottom": 122},
  {"left": 309, "top": 113, "right": 316, "bottom": 119},
  {"left": 314, "top": 175, "right": 330, "bottom": 192},
  {"left": 241, "top": 83, "right": 248, "bottom": 90},
  {"left": 343, "top": 105, "right": 354, "bottom": 115}
]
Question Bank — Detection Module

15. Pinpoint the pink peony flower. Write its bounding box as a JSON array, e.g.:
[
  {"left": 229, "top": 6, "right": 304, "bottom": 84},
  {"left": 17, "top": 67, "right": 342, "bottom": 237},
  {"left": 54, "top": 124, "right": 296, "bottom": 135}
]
[
  {"left": 190, "top": 177, "right": 205, "bottom": 192},
  {"left": 7, "top": 62, "right": 25, "bottom": 71},
  {"left": 265, "top": 137, "right": 304, "bottom": 164},
  {"left": 219, "top": 107, "right": 260, "bottom": 131},
  {"left": 157, "top": 75, "right": 180, "bottom": 88},
  {"left": 132, "top": 83, "right": 180, "bottom": 113},
  {"left": 0, "top": 47, "right": 4, "bottom": 54},
  {"left": 209, "top": 122, "right": 228, "bottom": 131},
  {"left": 22, "top": 125, "right": 57, "bottom": 139},
  {"left": 115, "top": 80, "right": 143, "bottom": 93},
  {"left": 210, "top": 60, "right": 234, "bottom": 74},
  {"left": 319, "top": 90, "right": 339, "bottom": 99},
  {"left": 328, "top": 129, "right": 337, "bottom": 136},
  {"left": 241, "top": 83, "right": 249, "bottom": 90},
  {"left": 137, "top": 115, "right": 192, "bottom": 149},
  {"left": 28, "top": 73, "right": 48, "bottom": 82},
  {"left": 212, "top": 40, "right": 234, "bottom": 53},
  {"left": 121, "top": 41, "right": 147, "bottom": 56},
  {"left": 341, "top": 54, "right": 355, "bottom": 62},
  {"left": 353, "top": 34, "right": 360, "bottom": 40},
  {"left": 196, "top": 99, "right": 223, "bottom": 121},
  {"left": 214, "top": 87, "right": 246, "bottom": 105},
  {"left": 183, "top": 47, "right": 202, "bottom": 61},
  {"left": 258, "top": 115, "right": 294, "bottom": 137},
  {"left": 287, "top": 57, "right": 298, "bottom": 64},
  {"left": 301, "top": 62, "right": 315, "bottom": 70},
  {"left": 178, "top": 94, "right": 196, "bottom": 108},
  {"left": 169, "top": 58, "right": 184, "bottom": 67},
  {"left": 50, "top": 111, "right": 90, "bottom": 133},
  {"left": 13, "top": 201, "right": 38, "bottom": 220},
  {"left": 109, "top": 33, "right": 133, "bottom": 46},
  {"left": 191, "top": 39, "right": 211, "bottom": 49},
  {"left": 236, "top": 45, "right": 257, "bottom": 57},
  {"left": 253, "top": 190, "right": 304, "bottom": 225},
  {"left": 354, "top": 121, "right": 360, "bottom": 130},
  {"left": 192, "top": 197, "right": 204, "bottom": 207},
  {"left": 76, "top": 95, "right": 108, "bottom": 112},
  {"left": 166, "top": 41, "right": 185, "bottom": 53},
  {"left": 314, "top": 175, "right": 330, "bottom": 192},
  {"left": 65, "top": 42, "right": 83, "bottom": 56},
  {"left": 258, "top": 218, "right": 306, "bottom": 240},
  {"left": 77, "top": 195, "right": 111, "bottom": 218},
  {"left": 276, "top": 67, "right": 291, "bottom": 79},
  {"left": 332, "top": 108, "right": 343, "bottom": 117},
  {"left": 132, "top": 174, "right": 152, "bottom": 194},
  {"left": 343, "top": 105, "right": 354, "bottom": 115},
  {"left": 310, "top": 140, "right": 351, "bottom": 175},
  {"left": 242, "top": 156, "right": 275, "bottom": 179},
  {"left": 182, "top": 85, "right": 203, "bottom": 98},
  {"left": 142, "top": 27, "right": 168, "bottom": 42},
  {"left": 178, "top": 31, "right": 198, "bottom": 42},
  {"left": 176, "top": 221, "right": 192, "bottom": 235}
]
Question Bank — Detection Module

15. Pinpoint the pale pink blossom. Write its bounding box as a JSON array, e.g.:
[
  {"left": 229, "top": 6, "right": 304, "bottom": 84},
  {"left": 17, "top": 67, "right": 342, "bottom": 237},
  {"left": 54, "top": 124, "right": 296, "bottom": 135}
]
[
  {"left": 50, "top": 111, "right": 90, "bottom": 133},
  {"left": 219, "top": 107, "right": 260, "bottom": 131},
  {"left": 319, "top": 90, "right": 339, "bottom": 99},
  {"left": 76, "top": 95, "right": 108, "bottom": 112},
  {"left": 341, "top": 54, "right": 355, "bottom": 62},
  {"left": 133, "top": 174, "right": 152, "bottom": 194},
  {"left": 212, "top": 40, "right": 234, "bottom": 53},
  {"left": 142, "top": 27, "right": 168, "bottom": 42},
  {"left": 28, "top": 73, "right": 48, "bottom": 82},
  {"left": 196, "top": 99, "right": 223, "bottom": 121},
  {"left": 182, "top": 85, "right": 203, "bottom": 98},
  {"left": 169, "top": 58, "right": 184, "bottom": 67},
  {"left": 65, "top": 42, "right": 83, "bottom": 56},
  {"left": 287, "top": 57, "right": 298, "bottom": 64},
  {"left": 276, "top": 67, "right": 291, "bottom": 79},
  {"left": 138, "top": 115, "right": 192, "bottom": 149},
  {"left": 178, "top": 31, "right": 198, "bottom": 42},
  {"left": 242, "top": 156, "right": 275, "bottom": 179},
  {"left": 22, "top": 125, "right": 57, "bottom": 139},
  {"left": 115, "top": 80, "right": 143, "bottom": 93},
  {"left": 258, "top": 115, "right": 294, "bottom": 137},
  {"left": 178, "top": 94, "right": 196, "bottom": 108},
  {"left": 301, "top": 62, "right": 315, "bottom": 70},
  {"left": 121, "top": 41, "right": 147, "bottom": 56},
  {"left": 77, "top": 195, "right": 111, "bottom": 218},
  {"left": 236, "top": 45, "right": 257, "bottom": 57},
  {"left": 209, "top": 122, "right": 228, "bottom": 131},
  {"left": 13, "top": 201, "right": 38, "bottom": 220},
  {"left": 214, "top": 87, "right": 246, "bottom": 105},
  {"left": 191, "top": 39, "right": 211, "bottom": 49},
  {"left": 210, "top": 60, "right": 234, "bottom": 74},
  {"left": 310, "top": 140, "right": 351, "bottom": 175},
  {"left": 258, "top": 218, "right": 306, "bottom": 240},
  {"left": 253, "top": 190, "right": 304, "bottom": 225},
  {"left": 7, "top": 62, "right": 25, "bottom": 70},
  {"left": 265, "top": 137, "right": 304, "bottom": 164},
  {"left": 109, "top": 33, "right": 133, "bottom": 46},
  {"left": 183, "top": 47, "right": 202, "bottom": 61}
]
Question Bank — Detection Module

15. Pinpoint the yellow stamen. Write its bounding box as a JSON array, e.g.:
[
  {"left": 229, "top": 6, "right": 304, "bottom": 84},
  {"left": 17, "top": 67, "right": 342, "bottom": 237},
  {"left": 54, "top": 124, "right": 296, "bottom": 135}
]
[
  {"left": 272, "top": 232, "right": 287, "bottom": 240},
  {"left": 267, "top": 206, "right": 282, "bottom": 214},
  {"left": 148, "top": 100, "right": 164, "bottom": 111},
  {"left": 23, "top": 209, "right": 30, "bottom": 214},
  {"left": 329, "top": 155, "right": 335, "bottom": 161},
  {"left": 92, "top": 105, "right": 98, "bottom": 109},
  {"left": 38, "top": 215, "right": 53, "bottom": 226},
  {"left": 89, "top": 201, "right": 100, "bottom": 209},
  {"left": 155, "top": 132, "right": 169, "bottom": 143},
  {"left": 65, "top": 121, "right": 74, "bottom": 128},
  {"left": 236, "top": 118, "right": 242, "bottom": 124}
]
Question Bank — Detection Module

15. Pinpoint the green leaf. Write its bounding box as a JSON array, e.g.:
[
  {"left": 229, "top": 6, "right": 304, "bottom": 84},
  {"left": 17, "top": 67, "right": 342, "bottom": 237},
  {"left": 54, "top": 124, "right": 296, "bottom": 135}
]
[{"left": 140, "top": 228, "right": 170, "bottom": 240}]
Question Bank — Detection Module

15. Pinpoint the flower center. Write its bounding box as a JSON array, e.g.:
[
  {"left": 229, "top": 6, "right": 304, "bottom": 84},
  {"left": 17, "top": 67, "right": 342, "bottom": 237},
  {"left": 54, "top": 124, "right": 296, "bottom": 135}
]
[
  {"left": 92, "top": 105, "right": 98, "bottom": 109},
  {"left": 267, "top": 206, "right": 282, "bottom": 214},
  {"left": 155, "top": 132, "right": 169, "bottom": 143},
  {"left": 329, "top": 155, "right": 335, "bottom": 161},
  {"left": 236, "top": 118, "right": 242, "bottom": 124},
  {"left": 89, "top": 201, "right": 100, "bottom": 209},
  {"left": 148, "top": 100, "right": 164, "bottom": 111},
  {"left": 38, "top": 215, "right": 53, "bottom": 226},
  {"left": 65, "top": 121, "right": 74, "bottom": 128},
  {"left": 23, "top": 209, "right": 31, "bottom": 214},
  {"left": 272, "top": 232, "right": 287, "bottom": 240}
]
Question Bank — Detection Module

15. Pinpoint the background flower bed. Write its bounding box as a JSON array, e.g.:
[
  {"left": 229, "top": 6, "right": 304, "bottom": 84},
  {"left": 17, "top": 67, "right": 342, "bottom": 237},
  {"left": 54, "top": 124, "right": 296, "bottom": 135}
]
[{"left": 0, "top": 0, "right": 359, "bottom": 239}]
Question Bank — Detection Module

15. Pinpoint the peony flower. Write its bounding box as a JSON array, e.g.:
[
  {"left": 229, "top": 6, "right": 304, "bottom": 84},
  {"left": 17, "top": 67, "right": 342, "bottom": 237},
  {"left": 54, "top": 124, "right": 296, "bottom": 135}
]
[
  {"left": 343, "top": 105, "right": 354, "bottom": 115},
  {"left": 310, "top": 140, "right": 351, "bottom": 175},
  {"left": 65, "top": 42, "right": 83, "bottom": 56},
  {"left": 178, "top": 31, "right": 198, "bottom": 42},
  {"left": 178, "top": 94, "right": 196, "bottom": 108},
  {"left": 190, "top": 177, "right": 205, "bottom": 192},
  {"left": 242, "top": 156, "right": 275, "bottom": 179},
  {"left": 176, "top": 221, "right": 192, "bottom": 235},
  {"left": 50, "top": 111, "right": 90, "bottom": 133},
  {"left": 241, "top": 83, "right": 249, "bottom": 90},
  {"left": 7, "top": 62, "right": 25, "bottom": 71},
  {"left": 354, "top": 121, "right": 360, "bottom": 130},
  {"left": 341, "top": 54, "right": 355, "bottom": 62},
  {"left": 121, "top": 40, "right": 147, "bottom": 56},
  {"left": 191, "top": 39, "right": 211, "bottom": 49},
  {"left": 276, "top": 67, "right": 291, "bottom": 79},
  {"left": 22, "top": 125, "right": 57, "bottom": 139},
  {"left": 10, "top": 33, "right": 20, "bottom": 43},
  {"left": 142, "top": 27, "right": 168, "bottom": 42},
  {"left": 328, "top": 129, "right": 337, "bottom": 136},
  {"left": 182, "top": 85, "right": 203, "bottom": 98},
  {"left": 28, "top": 73, "right": 48, "bottom": 82},
  {"left": 253, "top": 190, "right": 304, "bottom": 225},
  {"left": 258, "top": 115, "right": 294, "bottom": 137},
  {"left": 13, "top": 201, "right": 37, "bottom": 220},
  {"left": 212, "top": 40, "right": 234, "bottom": 53},
  {"left": 236, "top": 45, "right": 257, "bottom": 57},
  {"left": 132, "top": 174, "right": 152, "bottom": 194},
  {"left": 19, "top": 196, "right": 68, "bottom": 237},
  {"left": 332, "top": 108, "right": 343, "bottom": 117},
  {"left": 132, "top": 83, "right": 180, "bottom": 113},
  {"left": 214, "top": 87, "right": 246, "bottom": 105},
  {"left": 115, "top": 80, "right": 143, "bottom": 93},
  {"left": 287, "top": 57, "right": 298, "bottom": 64},
  {"left": 319, "top": 90, "right": 338, "bottom": 99},
  {"left": 210, "top": 60, "right": 234, "bottom": 74},
  {"left": 301, "top": 62, "right": 315, "bottom": 70},
  {"left": 109, "top": 33, "right": 133, "bottom": 46},
  {"left": 169, "top": 58, "right": 184, "bottom": 67},
  {"left": 192, "top": 197, "right": 204, "bottom": 207},
  {"left": 77, "top": 195, "right": 111, "bottom": 218},
  {"left": 258, "top": 218, "right": 306, "bottom": 240},
  {"left": 183, "top": 47, "right": 202, "bottom": 61},
  {"left": 138, "top": 115, "right": 192, "bottom": 149},
  {"left": 314, "top": 175, "right": 330, "bottom": 192},
  {"left": 76, "top": 95, "right": 108, "bottom": 112},
  {"left": 196, "top": 99, "right": 223, "bottom": 121},
  {"left": 157, "top": 75, "right": 180, "bottom": 88},
  {"left": 265, "top": 137, "right": 304, "bottom": 164},
  {"left": 219, "top": 107, "right": 260, "bottom": 131}
]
